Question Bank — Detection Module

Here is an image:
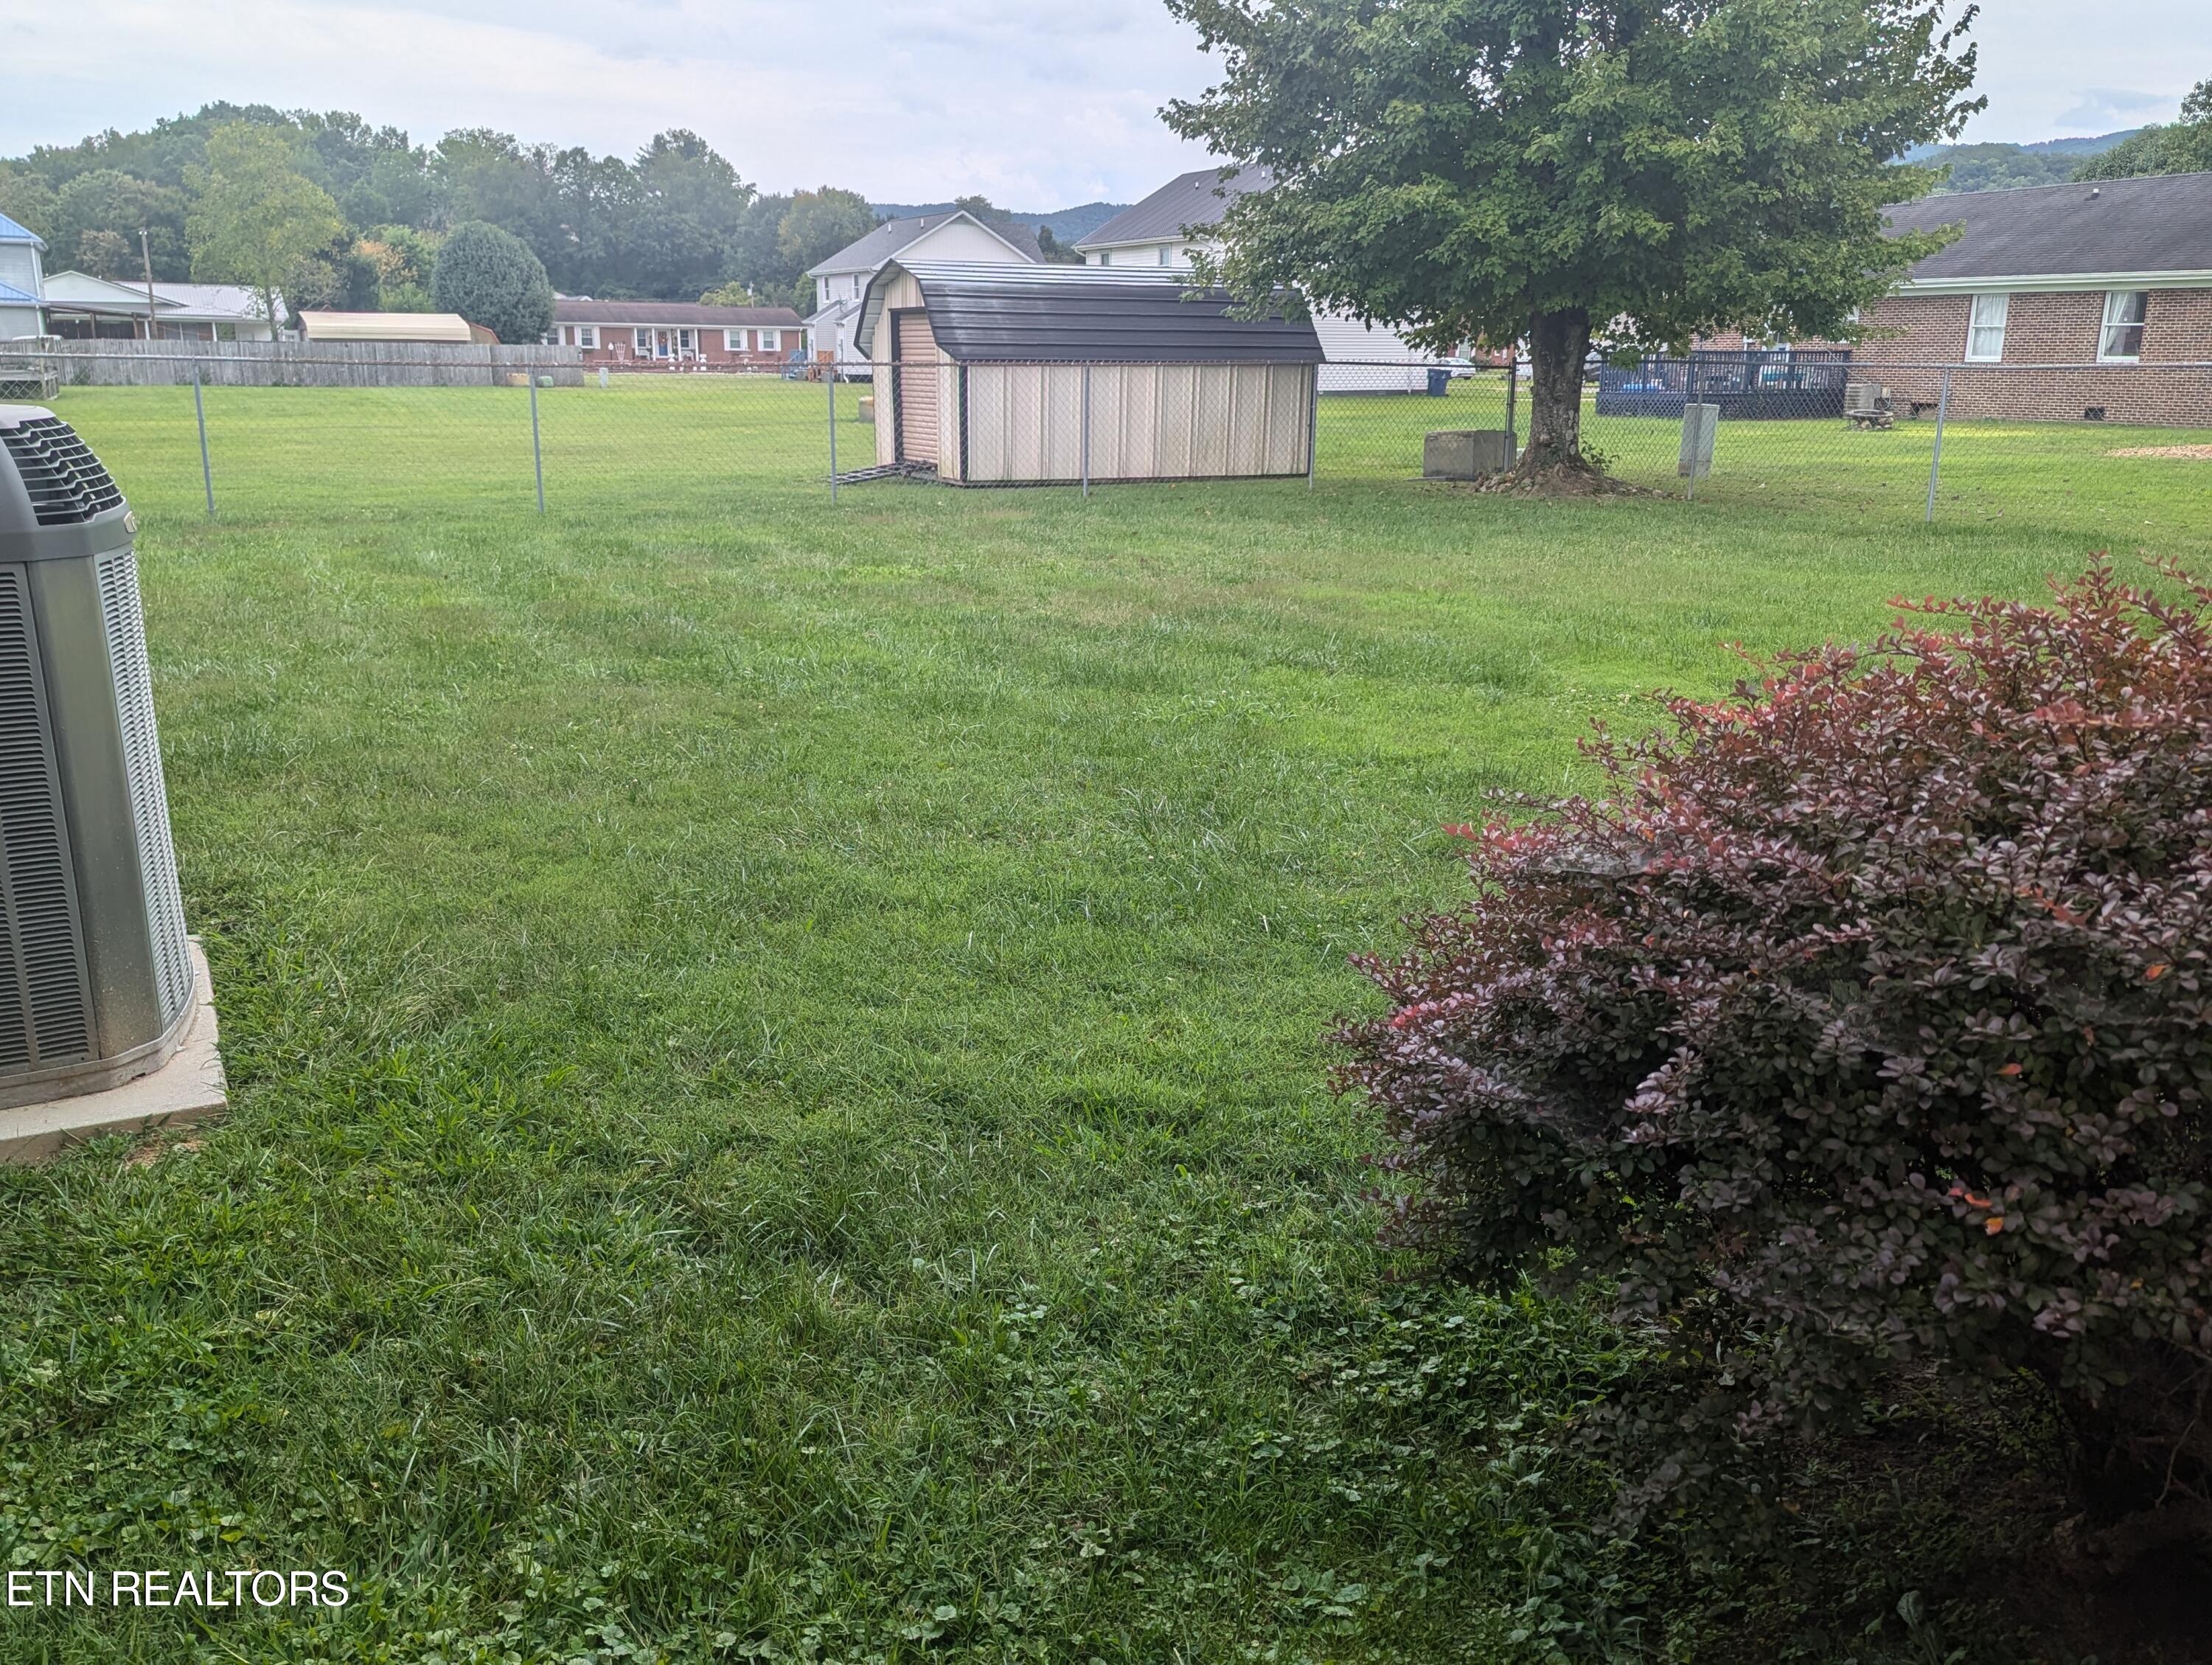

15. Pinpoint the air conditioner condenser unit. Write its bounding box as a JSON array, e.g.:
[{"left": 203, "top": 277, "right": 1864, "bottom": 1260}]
[{"left": 0, "top": 405, "right": 224, "bottom": 1158}]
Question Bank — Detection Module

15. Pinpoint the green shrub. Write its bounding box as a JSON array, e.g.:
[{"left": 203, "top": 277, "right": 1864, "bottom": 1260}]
[
  {"left": 430, "top": 220, "right": 555, "bottom": 344},
  {"left": 1341, "top": 564, "right": 2212, "bottom": 1563}
]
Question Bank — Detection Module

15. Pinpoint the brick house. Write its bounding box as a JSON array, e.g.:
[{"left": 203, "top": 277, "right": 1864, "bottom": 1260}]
[
  {"left": 551, "top": 299, "right": 807, "bottom": 371},
  {"left": 1706, "top": 173, "right": 2212, "bottom": 424},
  {"left": 1862, "top": 172, "right": 2212, "bottom": 423}
]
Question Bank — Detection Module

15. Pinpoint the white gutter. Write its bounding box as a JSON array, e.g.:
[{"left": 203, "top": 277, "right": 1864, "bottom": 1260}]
[{"left": 1895, "top": 268, "right": 2212, "bottom": 296}]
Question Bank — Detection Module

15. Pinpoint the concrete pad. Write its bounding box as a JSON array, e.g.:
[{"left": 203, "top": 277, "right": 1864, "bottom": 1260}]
[{"left": 0, "top": 941, "right": 226, "bottom": 1164}]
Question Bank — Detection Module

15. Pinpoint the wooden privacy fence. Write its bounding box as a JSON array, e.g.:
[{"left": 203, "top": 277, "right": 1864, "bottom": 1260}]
[{"left": 35, "top": 339, "right": 585, "bottom": 388}]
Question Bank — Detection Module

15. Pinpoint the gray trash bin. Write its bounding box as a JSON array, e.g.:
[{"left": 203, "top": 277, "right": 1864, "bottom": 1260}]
[{"left": 0, "top": 406, "right": 198, "bottom": 1108}]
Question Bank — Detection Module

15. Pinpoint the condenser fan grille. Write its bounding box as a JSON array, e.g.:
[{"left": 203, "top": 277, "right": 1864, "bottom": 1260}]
[
  {"left": 1, "top": 417, "right": 125, "bottom": 527},
  {"left": 0, "top": 569, "right": 92, "bottom": 1069}
]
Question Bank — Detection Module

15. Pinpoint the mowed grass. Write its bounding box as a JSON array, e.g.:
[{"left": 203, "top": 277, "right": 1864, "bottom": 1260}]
[{"left": 0, "top": 382, "right": 2203, "bottom": 1664}]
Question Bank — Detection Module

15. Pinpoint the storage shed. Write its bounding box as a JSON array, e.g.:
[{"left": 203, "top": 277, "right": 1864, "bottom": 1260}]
[{"left": 855, "top": 261, "right": 1324, "bottom": 484}]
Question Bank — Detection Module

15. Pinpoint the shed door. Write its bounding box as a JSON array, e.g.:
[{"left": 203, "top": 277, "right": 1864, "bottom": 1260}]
[{"left": 894, "top": 310, "right": 938, "bottom": 467}]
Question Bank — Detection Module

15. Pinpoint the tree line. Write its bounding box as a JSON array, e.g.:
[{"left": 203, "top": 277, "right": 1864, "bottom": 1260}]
[{"left": 0, "top": 103, "right": 1071, "bottom": 333}]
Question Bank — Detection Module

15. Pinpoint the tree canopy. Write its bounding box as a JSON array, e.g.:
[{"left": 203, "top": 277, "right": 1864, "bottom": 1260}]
[
  {"left": 1, "top": 103, "right": 900, "bottom": 314},
  {"left": 1165, "top": 0, "right": 1981, "bottom": 476},
  {"left": 186, "top": 123, "right": 345, "bottom": 332}
]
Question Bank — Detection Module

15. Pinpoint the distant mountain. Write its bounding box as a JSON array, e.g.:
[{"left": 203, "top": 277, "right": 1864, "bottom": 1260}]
[
  {"left": 1902, "top": 129, "right": 2143, "bottom": 193},
  {"left": 2022, "top": 131, "right": 2143, "bottom": 156},
  {"left": 871, "top": 201, "right": 1130, "bottom": 243}
]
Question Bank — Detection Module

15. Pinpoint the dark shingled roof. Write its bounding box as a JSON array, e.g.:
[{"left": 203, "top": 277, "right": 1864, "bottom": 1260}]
[
  {"left": 555, "top": 299, "right": 804, "bottom": 327},
  {"left": 807, "top": 212, "right": 1041, "bottom": 277},
  {"left": 1075, "top": 167, "right": 1272, "bottom": 251},
  {"left": 857, "top": 262, "right": 1323, "bottom": 364},
  {"left": 1888, "top": 172, "right": 2212, "bottom": 281}
]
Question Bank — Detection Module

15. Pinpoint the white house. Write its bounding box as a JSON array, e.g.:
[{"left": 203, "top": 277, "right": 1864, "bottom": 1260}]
[
  {"left": 1076, "top": 170, "right": 1442, "bottom": 393},
  {"left": 0, "top": 212, "right": 46, "bottom": 340},
  {"left": 806, "top": 210, "right": 1039, "bottom": 366},
  {"left": 41, "top": 271, "right": 285, "bottom": 341}
]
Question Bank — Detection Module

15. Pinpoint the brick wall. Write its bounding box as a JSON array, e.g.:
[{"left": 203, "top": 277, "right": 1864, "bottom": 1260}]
[
  {"left": 563, "top": 321, "right": 804, "bottom": 371},
  {"left": 1847, "top": 289, "right": 2212, "bottom": 425}
]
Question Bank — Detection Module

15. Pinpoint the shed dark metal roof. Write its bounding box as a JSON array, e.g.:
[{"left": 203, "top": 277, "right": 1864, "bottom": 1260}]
[
  {"left": 554, "top": 299, "right": 804, "bottom": 327},
  {"left": 856, "top": 261, "right": 1323, "bottom": 364},
  {"left": 1076, "top": 167, "right": 1271, "bottom": 250},
  {"left": 1887, "top": 171, "right": 2212, "bottom": 282}
]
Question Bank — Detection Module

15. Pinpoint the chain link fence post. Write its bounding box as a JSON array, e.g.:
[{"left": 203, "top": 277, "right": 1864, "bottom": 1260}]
[
  {"left": 191, "top": 361, "right": 215, "bottom": 519},
  {"left": 1924, "top": 366, "right": 1951, "bottom": 524},
  {"left": 528, "top": 371, "right": 546, "bottom": 514},
  {"left": 828, "top": 363, "right": 840, "bottom": 504},
  {"left": 1081, "top": 365, "right": 1092, "bottom": 499},
  {"left": 1504, "top": 355, "right": 1517, "bottom": 463}
]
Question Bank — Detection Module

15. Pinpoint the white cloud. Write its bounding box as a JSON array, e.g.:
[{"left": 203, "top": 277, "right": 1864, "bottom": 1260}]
[
  {"left": 4, "top": 0, "right": 2208, "bottom": 203},
  {"left": 0, "top": 0, "right": 1217, "bottom": 204},
  {"left": 1955, "top": 0, "right": 2207, "bottom": 142}
]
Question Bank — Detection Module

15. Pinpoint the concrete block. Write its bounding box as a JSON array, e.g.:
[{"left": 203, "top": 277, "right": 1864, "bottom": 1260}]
[
  {"left": 1679, "top": 402, "right": 1719, "bottom": 478},
  {"left": 0, "top": 941, "right": 227, "bottom": 1163},
  {"left": 1424, "top": 429, "right": 1514, "bottom": 479}
]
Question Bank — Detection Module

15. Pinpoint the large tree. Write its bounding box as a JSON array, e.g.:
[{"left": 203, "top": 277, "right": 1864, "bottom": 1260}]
[
  {"left": 1164, "top": 0, "right": 1981, "bottom": 479},
  {"left": 186, "top": 123, "right": 344, "bottom": 334},
  {"left": 627, "top": 131, "right": 754, "bottom": 299},
  {"left": 51, "top": 168, "right": 189, "bottom": 279}
]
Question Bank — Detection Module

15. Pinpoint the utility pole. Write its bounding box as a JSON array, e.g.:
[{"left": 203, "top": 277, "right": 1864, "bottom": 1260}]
[{"left": 139, "top": 229, "right": 161, "bottom": 343}]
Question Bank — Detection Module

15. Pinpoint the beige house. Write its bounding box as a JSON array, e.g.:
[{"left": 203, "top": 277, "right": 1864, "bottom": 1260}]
[{"left": 855, "top": 260, "right": 1321, "bottom": 485}]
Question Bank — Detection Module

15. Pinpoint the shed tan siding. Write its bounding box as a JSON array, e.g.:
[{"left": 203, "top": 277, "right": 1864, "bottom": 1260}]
[
  {"left": 959, "top": 362, "right": 1312, "bottom": 484},
  {"left": 871, "top": 271, "right": 958, "bottom": 470}
]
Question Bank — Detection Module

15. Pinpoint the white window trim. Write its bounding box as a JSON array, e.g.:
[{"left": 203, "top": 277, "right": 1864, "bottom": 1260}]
[
  {"left": 2098, "top": 289, "right": 2147, "bottom": 363},
  {"left": 724, "top": 327, "right": 748, "bottom": 352},
  {"left": 1964, "top": 292, "right": 2008, "bottom": 363},
  {"left": 758, "top": 327, "right": 782, "bottom": 352},
  {"left": 633, "top": 327, "right": 652, "bottom": 353}
]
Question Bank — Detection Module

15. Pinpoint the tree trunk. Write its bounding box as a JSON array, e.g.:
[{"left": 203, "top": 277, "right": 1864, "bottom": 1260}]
[{"left": 1520, "top": 307, "right": 1593, "bottom": 473}]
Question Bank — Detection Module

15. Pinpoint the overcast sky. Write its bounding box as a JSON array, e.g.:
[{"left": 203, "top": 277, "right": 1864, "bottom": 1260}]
[{"left": 4, "top": 0, "right": 2207, "bottom": 207}]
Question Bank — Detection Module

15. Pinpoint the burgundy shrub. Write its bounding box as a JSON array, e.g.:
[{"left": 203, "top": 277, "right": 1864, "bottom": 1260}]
[{"left": 1341, "top": 563, "right": 2212, "bottom": 1538}]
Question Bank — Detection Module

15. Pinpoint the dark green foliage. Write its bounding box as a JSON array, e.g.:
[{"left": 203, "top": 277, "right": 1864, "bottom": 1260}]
[
  {"left": 1036, "top": 225, "right": 1085, "bottom": 265},
  {"left": 625, "top": 130, "right": 757, "bottom": 300},
  {"left": 1164, "top": 0, "right": 1982, "bottom": 471},
  {"left": 763, "top": 187, "right": 881, "bottom": 310},
  {"left": 2076, "top": 80, "right": 2212, "bottom": 181},
  {"left": 430, "top": 220, "right": 554, "bottom": 342},
  {"left": 2, "top": 104, "right": 863, "bottom": 305},
  {"left": 47, "top": 169, "right": 189, "bottom": 279},
  {"left": 1344, "top": 564, "right": 2212, "bottom": 1561}
]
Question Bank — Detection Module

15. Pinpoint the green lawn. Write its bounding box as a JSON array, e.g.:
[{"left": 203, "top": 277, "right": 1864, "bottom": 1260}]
[{"left": 0, "top": 383, "right": 2202, "bottom": 1664}]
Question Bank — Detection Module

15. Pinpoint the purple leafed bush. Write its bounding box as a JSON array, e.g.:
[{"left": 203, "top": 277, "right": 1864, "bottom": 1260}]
[{"left": 1341, "top": 563, "right": 2212, "bottom": 1557}]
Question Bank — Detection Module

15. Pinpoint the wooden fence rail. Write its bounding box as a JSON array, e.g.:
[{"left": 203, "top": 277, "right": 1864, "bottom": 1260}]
[{"left": 24, "top": 339, "right": 585, "bottom": 389}]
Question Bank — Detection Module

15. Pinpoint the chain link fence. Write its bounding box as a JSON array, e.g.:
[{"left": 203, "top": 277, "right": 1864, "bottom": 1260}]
[{"left": 11, "top": 348, "right": 2211, "bottom": 550}]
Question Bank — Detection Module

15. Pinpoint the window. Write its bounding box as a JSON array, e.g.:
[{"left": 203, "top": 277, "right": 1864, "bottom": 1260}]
[
  {"left": 725, "top": 327, "right": 748, "bottom": 352},
  {"left": 758, "top": 328, "right": 782, "bottom": 352},
  {"left": 634, "top": 327, "right": 653, "bottom": 353},
  {"left": 1098, "top": 251, "right": 1111, "bottom": 267},
  {"left": 1158, "top": 246, "right": 1172, "bottom": 266},
  {"left": 2100, "top": 290, "right": 2147, "bottom": 361},
  {"left": 577, "top": 324, "right": 597, "bottom": 350},
  {"left": 1965, "top": 292, "right": 2008, "bottom": 361},
  {"left": 678, "top": 328, "right": 696, "bottom": 355}
]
